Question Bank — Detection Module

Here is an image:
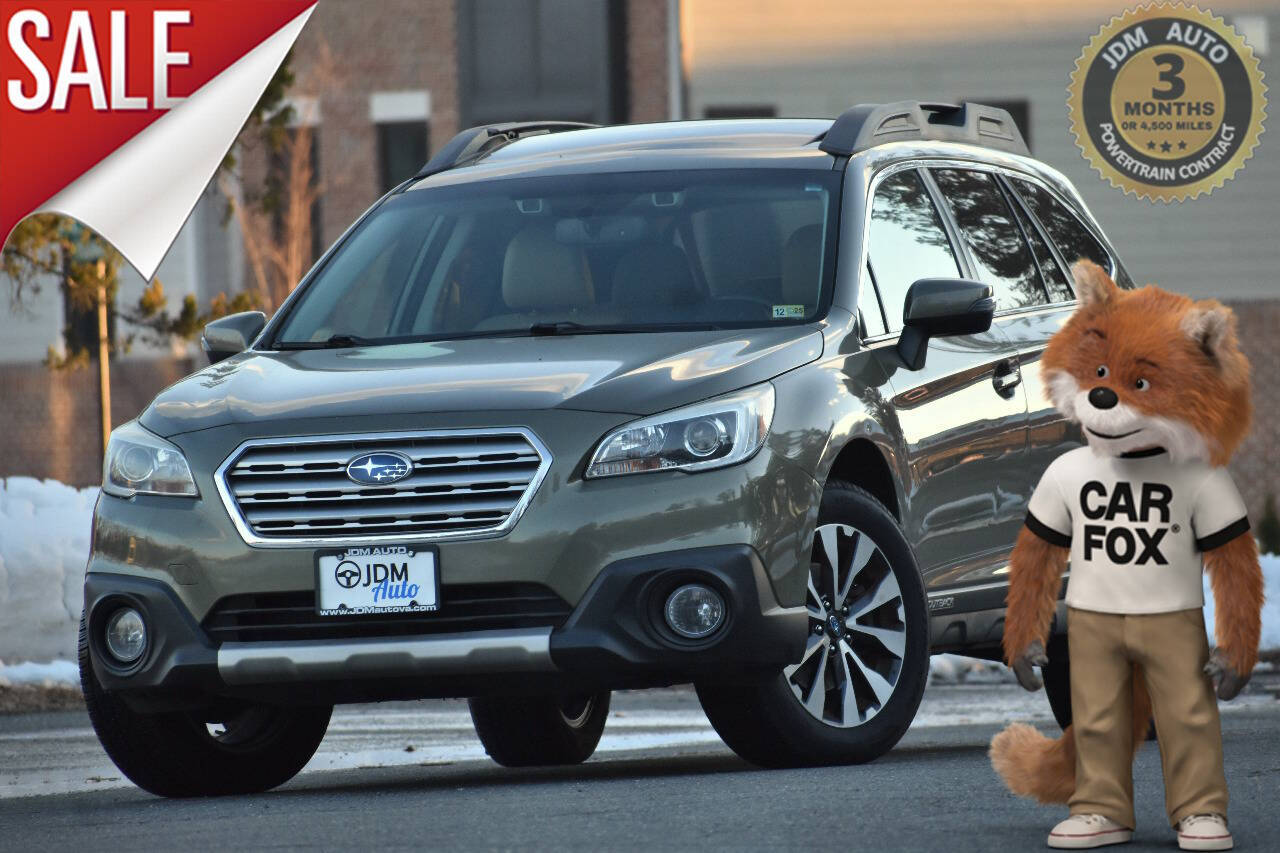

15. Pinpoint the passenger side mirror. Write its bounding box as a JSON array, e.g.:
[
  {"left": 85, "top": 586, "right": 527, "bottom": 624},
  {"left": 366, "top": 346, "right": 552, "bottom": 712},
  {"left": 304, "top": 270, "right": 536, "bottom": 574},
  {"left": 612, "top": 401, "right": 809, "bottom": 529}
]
[
  {"left": 896, "top": 278, "right": 995, "bottom": 370},
  {"left": 201, "top": 311, "right": 266, "bottom": 364}
]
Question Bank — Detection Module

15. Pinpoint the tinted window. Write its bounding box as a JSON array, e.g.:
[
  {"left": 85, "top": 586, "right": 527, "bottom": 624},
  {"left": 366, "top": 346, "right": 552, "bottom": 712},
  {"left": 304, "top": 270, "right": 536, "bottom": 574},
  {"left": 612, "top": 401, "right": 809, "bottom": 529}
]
[
  {"left": 866, "top": 169, "right": 961, "bottom": 331},
  {"left": 273, "top": 169, "right": 840, "bottom": 346},
  {"left": 1006, "top": 190, "right": 1074, "bottom": 302},
  {"left": 932, "top": 168, "right": 1047, "bottom": 311},
  {"left": 859, "top": 263, "right": 887, "bottom": 337},
  {"left": 1010, "top": 178, "right": 1122, "bottom": 288}
]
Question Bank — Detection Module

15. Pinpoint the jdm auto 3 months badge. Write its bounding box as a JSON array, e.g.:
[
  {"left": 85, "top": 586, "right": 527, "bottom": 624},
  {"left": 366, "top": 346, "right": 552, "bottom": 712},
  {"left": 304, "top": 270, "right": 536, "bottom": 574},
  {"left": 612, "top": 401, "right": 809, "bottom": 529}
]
[{"left": 1069, "top": 3, "right": 1266, "bottom": 202}]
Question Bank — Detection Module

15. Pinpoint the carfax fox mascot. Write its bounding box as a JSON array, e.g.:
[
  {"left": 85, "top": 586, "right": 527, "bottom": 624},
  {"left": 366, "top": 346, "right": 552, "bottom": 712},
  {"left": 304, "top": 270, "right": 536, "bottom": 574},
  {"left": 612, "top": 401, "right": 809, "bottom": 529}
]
[{"left": 989, "top": 261, "right": 1264, "bottom": 851}]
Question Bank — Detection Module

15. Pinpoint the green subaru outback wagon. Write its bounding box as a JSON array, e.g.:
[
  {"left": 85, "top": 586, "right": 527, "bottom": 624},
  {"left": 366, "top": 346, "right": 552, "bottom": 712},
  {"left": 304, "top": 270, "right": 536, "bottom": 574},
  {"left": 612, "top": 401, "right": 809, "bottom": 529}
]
[{"left": 81, "top": 102, "right": 1131, "bottom": 796}]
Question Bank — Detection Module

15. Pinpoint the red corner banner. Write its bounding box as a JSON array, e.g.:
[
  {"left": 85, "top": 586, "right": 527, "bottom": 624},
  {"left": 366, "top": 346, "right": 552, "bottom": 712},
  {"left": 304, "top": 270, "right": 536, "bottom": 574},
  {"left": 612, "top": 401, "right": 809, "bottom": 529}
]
[{"left": 1, "top": 0, "right": 316, "bottom": 277}]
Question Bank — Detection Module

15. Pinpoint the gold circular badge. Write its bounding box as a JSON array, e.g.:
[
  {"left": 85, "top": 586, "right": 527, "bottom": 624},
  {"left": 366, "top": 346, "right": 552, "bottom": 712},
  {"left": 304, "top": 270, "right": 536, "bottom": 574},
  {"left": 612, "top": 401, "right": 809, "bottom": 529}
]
[{"left": 1068, "top": 3, "right": 1266, "bottom": 202}]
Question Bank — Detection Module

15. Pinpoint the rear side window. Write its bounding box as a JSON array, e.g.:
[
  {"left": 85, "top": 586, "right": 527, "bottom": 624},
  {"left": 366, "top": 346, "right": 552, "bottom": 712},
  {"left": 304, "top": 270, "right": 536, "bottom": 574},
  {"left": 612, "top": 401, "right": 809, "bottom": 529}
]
[
  {"left": 866, "top": 169, "right": 961, "bottom": 331},
  {"left": 1006, "top": 189, "right": 1074, "bottom": 303},
  {"left": 931, "top": 168, "right": 1047, "bottom": 311},
  {"left": 1009, "top": 178, "right": 1119, "bottom": 287}
]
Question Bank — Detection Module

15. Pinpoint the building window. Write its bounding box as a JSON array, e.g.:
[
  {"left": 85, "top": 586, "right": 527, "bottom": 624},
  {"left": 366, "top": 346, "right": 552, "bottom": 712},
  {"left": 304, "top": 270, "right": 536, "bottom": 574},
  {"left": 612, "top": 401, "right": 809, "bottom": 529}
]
[
  {"left": 703, "top": 105, "right": 777, "bottom": 119},
  {"left": 371, "top": 91, "right": 431, "bottom": 193}
]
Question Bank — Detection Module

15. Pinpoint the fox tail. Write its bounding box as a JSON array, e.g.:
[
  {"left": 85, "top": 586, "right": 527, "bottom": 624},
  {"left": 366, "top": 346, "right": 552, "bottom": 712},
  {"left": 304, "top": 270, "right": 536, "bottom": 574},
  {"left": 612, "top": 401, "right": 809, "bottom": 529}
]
[{"left": 988, "top": 665, "right": 1151, "bottom": 803}]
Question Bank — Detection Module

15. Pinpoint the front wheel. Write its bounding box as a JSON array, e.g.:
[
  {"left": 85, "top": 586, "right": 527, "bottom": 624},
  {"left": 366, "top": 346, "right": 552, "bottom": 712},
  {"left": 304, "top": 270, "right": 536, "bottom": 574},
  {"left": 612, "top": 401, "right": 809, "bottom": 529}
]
[
  {"left": 696, "top": 481, "right": 929, "bottom": 767},
  {"left": 79, "top": 616, "right": 331, "bottom": 797},
  {"left": 469, "top": 691, "right": 610, "bottom": 767}
]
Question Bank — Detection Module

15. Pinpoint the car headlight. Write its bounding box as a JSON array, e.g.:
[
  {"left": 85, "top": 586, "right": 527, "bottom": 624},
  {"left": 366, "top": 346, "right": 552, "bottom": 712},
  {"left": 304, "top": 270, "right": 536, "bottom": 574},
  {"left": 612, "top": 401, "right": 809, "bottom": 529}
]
[
  {"left": 102, "top": 420, "right": 198, "bottom": 498},
  {"left": 585, "top": 384, "right": 775, "bottom": 479}
]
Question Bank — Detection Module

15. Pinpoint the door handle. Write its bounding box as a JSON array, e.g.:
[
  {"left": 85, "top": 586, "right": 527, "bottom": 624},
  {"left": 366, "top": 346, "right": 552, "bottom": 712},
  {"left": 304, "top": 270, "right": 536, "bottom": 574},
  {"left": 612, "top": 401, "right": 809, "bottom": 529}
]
[{"left": 992, "top": 359, "right": 1022, "bottom": 397}]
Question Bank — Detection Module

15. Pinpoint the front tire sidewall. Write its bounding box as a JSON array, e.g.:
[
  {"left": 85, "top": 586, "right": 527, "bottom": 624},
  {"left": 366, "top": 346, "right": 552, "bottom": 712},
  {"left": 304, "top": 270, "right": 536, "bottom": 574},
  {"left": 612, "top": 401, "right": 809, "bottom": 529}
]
[
  {"left": 79, "top": 614, "right": 331, "bottom": 797},
  {"left": 700, "top": 483, "right": 929, "bottom": 766}
]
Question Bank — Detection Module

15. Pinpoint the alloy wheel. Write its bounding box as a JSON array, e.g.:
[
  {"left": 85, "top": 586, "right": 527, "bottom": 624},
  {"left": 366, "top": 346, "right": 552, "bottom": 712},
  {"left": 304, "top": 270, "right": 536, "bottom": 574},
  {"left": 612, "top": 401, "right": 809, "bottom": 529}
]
[{"left": 784, "top": 523, "right": 907, "bottom": 728}]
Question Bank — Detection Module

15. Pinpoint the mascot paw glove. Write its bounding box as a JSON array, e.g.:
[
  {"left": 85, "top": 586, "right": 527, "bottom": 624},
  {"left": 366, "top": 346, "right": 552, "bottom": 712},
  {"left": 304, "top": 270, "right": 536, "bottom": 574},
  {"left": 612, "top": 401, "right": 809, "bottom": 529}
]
[
  {"left": 1204, "top": 648, "right": 1250, "bottom": 700},
  {"left": 1011, "top": 639, "right": 1049, "bottom": 692}
]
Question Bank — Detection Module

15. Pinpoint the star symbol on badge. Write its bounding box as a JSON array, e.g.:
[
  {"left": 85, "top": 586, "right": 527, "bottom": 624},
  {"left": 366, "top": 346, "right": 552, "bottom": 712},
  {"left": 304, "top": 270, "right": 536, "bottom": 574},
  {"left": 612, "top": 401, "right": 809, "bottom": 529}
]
[
  {"left": 1177, "top": 140, "right": 1187, "bottom": 150},
  {"left": 1146, "top": 140, "right": 1156, "bottom": 150},
  {"left": 1160, "top": 141, "right": 1172, "bottom": 153}
]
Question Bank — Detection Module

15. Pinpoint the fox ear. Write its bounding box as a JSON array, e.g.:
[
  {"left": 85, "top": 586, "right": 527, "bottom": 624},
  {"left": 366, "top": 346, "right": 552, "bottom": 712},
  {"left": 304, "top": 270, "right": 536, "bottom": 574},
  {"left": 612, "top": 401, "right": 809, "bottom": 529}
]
[
  {"left": 1071, "top": 260, "right": 1118, "bottom": 308},
  {"left": 1181, "top": 301, "right": 1237, "bottom": 364}
]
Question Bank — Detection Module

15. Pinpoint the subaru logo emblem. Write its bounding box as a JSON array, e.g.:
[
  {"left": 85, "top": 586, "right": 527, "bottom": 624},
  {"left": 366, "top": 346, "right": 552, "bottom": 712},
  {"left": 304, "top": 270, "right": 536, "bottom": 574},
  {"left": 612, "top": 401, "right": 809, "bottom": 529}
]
[{"left": 345, "top": 451, "right": 413, "bottom": 485}]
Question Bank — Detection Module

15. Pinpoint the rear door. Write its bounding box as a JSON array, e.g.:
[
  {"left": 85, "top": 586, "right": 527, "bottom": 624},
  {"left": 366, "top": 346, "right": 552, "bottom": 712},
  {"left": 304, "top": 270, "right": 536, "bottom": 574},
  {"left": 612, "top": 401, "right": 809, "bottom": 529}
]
[
  {"left": 861, "top": 167, "right": 1027, "bottom": 596},
  {"left": 1003, "top": 175, "right": 1127, "bottom": 480}
]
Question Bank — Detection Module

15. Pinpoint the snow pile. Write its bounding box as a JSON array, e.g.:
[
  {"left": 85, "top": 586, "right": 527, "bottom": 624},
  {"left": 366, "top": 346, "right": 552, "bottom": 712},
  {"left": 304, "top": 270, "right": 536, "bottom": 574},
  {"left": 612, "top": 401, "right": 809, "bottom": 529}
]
[
  {"left": 0, "top": 477, "right": 97, "bottom": 665},
  {"left": 0, "top": 659, "right": 79, "bottom": 686},
  {"left": 928, "top": 653, "right": 1015, "bottom": 685},
  {"left": 1204, "top": 552, "right": 1280, "bottom": 651}
]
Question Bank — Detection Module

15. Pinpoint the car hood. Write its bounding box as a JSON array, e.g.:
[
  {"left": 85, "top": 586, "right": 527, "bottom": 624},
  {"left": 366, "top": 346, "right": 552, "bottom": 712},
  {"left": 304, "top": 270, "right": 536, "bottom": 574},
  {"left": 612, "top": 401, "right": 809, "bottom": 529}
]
[{"left": 141, "top": 326, "right": 824, "bottom": 437}]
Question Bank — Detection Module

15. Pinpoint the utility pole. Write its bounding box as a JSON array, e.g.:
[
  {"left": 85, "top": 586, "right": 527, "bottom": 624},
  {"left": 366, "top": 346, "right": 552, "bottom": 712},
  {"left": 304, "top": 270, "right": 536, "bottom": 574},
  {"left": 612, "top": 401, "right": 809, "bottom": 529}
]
[{"left": 96, "top": 258, "right": 111, "bottom": 459}]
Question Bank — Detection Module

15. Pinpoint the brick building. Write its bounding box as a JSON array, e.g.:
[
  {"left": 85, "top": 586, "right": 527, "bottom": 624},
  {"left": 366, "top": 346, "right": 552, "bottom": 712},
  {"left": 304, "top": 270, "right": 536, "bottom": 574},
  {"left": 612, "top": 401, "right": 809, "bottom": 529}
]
[{"left": 0, "top": 0, "right": 678, "bottom": 485}]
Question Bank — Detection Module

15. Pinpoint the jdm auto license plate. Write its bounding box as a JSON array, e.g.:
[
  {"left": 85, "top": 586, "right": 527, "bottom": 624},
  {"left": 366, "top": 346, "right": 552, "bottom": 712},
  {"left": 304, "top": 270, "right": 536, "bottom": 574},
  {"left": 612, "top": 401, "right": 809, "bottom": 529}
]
[{"left": 315, "top": 546, "right": 440, "bottom": 616}]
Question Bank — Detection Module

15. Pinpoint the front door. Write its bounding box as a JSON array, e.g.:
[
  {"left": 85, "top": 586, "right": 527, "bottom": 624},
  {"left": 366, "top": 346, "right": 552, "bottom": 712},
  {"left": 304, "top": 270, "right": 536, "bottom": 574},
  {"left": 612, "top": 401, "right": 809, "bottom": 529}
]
[{"left": 860, "top": 167, "right": 1029, "bottom": 593}]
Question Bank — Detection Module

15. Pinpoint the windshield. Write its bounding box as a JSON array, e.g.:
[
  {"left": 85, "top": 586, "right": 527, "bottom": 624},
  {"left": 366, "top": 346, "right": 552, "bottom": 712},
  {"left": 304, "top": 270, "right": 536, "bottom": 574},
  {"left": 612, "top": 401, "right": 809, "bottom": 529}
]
[{"left": 271, "top": 169, "right": 840, "bottom": 347}]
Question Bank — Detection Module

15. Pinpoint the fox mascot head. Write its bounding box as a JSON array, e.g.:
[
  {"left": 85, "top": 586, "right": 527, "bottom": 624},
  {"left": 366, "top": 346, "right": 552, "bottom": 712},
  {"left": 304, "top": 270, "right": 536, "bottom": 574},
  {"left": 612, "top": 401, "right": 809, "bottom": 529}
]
[{"left": 1044, "top": 261, "right": 1251, "bottom": 467}]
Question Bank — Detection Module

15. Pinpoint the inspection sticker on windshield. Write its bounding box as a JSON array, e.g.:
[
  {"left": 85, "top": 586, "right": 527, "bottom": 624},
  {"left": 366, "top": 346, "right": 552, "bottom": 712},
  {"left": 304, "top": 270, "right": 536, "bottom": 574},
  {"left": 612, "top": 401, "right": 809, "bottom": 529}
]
[
  {"left": 772, "top": 304, "right": 805, "bottom": 319},
  {"left": 316, "top": 546, "right": 440, "bottom": 615}
]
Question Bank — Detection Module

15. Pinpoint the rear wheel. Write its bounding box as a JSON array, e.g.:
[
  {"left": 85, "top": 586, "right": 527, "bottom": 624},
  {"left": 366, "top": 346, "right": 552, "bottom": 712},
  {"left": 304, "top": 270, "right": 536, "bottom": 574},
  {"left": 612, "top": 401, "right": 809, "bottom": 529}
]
[
  {"left": 79, "top": 616, "right": 331, "bottom": 797},
  {"left": 1042, "top": 636, "right": 1073, "bottom": 730},
  {"left": 469, "top": 691, "right": 610, "bottom": 767},
  {"left": 696, "top": 481, "right": 929, "bottom": 767}
]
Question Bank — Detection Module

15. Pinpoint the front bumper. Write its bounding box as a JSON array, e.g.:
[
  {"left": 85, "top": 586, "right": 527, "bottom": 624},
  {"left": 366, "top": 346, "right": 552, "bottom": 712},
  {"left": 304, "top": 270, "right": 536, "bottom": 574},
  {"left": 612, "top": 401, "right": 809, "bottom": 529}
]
[{"left": 85, "top": 545, "right": 807, "bottom": 710}]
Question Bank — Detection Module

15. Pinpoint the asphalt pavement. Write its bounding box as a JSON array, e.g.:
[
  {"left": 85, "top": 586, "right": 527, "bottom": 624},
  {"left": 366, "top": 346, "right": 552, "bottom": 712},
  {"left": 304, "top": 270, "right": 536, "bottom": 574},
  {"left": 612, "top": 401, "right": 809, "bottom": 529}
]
[{"left": 1, "top": 683, "right": 1277, "bottom": 851}]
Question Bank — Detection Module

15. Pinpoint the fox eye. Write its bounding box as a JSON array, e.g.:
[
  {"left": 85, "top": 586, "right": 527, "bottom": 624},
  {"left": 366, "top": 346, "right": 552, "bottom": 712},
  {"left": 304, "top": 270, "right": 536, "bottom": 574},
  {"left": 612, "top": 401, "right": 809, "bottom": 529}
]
[
  {"left": 1135, "top": 378, "right": 1150, "bottom": 391},
  {"left": 1096, "top": 365, "right": 1109, "bottom": 378}
]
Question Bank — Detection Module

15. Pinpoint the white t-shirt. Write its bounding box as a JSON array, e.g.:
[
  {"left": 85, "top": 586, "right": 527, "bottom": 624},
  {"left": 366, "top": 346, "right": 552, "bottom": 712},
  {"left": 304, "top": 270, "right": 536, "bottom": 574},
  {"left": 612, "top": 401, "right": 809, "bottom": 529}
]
[{"left": 1026, "top": 446, "right": 1250, "bottom": 614}]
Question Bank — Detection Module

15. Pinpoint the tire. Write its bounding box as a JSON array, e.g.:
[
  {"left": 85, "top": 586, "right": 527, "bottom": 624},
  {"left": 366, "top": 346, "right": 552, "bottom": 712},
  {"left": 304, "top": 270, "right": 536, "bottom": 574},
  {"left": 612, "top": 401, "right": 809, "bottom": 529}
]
[
  {"left": 1042, "top": 636, "right": 1073, "bottom": 731},
  {"left": 695, "top": 481, "right": 929, "bottom": 767},
  {"left": 469, "top": 691, "right": 610, "bottom": 767},
  {"left": 1041, "top": 636, "right": 1155, "bottom": 740},
  {"left": 79, "top": 614, "right": 332, "bottom": 797}
]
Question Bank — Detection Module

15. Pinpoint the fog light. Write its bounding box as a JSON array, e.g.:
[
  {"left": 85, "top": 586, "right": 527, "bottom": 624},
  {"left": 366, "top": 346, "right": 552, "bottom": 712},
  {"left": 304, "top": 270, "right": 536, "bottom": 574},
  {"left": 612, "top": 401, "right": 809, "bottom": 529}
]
[
  {"left": 104, "top": 608, "right": 147, "bottom": 664},
  {"left": 664, "top": 584, "right": 725, "bottom": 639}
]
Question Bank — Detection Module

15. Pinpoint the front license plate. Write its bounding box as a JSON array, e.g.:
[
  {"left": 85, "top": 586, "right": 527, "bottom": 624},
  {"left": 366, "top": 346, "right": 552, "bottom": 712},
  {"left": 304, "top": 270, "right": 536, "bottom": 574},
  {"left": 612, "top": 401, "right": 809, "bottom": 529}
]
[{"left": 315, "top": 546, "right": 440, "bottom": 616}]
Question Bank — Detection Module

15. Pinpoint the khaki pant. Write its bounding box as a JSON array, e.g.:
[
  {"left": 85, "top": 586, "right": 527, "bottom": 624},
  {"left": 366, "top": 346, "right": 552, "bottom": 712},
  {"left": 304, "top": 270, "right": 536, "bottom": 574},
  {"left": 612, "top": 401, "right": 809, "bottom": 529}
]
[{"left": 1067, "top": 607, "right": 1228, "bottom": 828}]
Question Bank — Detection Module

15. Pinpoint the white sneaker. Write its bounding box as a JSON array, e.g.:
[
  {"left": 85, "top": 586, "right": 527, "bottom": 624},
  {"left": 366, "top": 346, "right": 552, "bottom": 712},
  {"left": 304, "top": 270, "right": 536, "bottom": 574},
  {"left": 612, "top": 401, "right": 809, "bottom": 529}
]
[
  {"left": 1177, "top": 814, "right": 1233, "bottom": 851},
  {"left": 1047, "top": 814, "right": 1133, "bottom": 849}
]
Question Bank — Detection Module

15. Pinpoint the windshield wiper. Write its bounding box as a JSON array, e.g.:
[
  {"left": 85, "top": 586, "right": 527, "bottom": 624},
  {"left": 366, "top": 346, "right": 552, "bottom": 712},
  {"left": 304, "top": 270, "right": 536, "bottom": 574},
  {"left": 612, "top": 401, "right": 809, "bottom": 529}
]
[
  {"left": 274, "top": 323, "right": 724, "bottom": 350},
  {"left": 528, "top": 321, "right": 723, "bottom": 336},
  {"left": 275, "top": 333, "right": 378, "bottom": 350}
]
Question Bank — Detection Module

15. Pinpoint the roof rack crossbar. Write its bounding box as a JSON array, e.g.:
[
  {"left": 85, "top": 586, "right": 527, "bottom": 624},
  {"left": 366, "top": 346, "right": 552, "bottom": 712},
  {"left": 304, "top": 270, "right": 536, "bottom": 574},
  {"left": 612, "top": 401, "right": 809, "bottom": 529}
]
[
  {"left": 413, "top": 121, "right": 599, "bottom": 179},
  {"left": 816, "top": 100, "right": 1029, "bottom": 157}
]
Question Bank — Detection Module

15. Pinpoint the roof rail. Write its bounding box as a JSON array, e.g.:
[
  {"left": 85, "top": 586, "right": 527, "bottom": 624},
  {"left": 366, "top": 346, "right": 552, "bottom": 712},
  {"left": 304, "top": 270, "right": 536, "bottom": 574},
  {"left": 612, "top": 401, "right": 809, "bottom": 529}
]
[
  {"left": 413, "top": 121, "right": 599, "bottom": 180},
  {"left": 817, "top": 101, "right": 1029, "bottom": 157}
]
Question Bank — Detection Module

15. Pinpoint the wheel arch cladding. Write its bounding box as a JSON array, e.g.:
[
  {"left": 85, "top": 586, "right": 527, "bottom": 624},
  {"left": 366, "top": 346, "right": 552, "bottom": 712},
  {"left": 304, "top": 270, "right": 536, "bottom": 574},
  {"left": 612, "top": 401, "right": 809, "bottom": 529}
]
[{"left": 826, "top": 438, "right": 899, "bottom": 520}]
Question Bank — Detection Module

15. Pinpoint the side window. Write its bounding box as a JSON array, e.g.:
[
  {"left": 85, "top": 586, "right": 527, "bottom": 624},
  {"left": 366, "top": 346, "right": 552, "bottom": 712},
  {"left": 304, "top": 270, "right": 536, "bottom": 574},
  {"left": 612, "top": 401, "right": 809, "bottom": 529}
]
[
  {"left": 859, "top": 262, "right": 887, "bottom": 337},
  {"left": 866, "top": 169, "right": 961, "bottom": 331},
  {"left": 1005, "top": 186, "right": 1074, "bottom": 303},
  {"left": 1010, "top": 178, "right": 1122, "bottom": 288},
  {"left": 931, "top": 168, "right": 1048, "bottom": 311}
]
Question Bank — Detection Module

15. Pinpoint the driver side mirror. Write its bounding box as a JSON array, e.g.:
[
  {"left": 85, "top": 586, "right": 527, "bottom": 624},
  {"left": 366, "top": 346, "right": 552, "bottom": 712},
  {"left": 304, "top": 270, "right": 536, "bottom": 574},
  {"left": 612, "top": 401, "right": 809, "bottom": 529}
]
[
  {"left": 202, "top": 311, "right": 266, "bottom": 364},
  {"left": 896, "top": 278, "right": 995, "bottom": 370}
]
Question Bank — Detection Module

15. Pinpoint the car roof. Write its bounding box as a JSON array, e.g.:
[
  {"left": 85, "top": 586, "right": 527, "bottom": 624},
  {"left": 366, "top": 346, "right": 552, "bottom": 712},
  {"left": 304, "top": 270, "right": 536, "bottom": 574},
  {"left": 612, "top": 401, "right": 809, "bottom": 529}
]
[{"left": 408, "top": 119, "right": 838, "bottom": 189}]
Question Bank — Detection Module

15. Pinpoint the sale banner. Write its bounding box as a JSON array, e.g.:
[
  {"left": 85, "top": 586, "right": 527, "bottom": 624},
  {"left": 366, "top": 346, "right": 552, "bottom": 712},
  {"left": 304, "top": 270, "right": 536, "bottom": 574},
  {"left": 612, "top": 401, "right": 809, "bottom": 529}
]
[{"left": 1, "top": 0, "right": 316, "bottom": 277}]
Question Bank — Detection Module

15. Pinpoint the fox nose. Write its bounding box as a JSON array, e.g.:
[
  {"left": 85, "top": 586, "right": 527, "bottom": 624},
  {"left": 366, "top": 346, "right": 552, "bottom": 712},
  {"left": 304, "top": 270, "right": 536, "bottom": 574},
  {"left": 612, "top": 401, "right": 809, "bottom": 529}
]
[{"left": 1088, "top": 387, "right": 1118, "bottom": 410}]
